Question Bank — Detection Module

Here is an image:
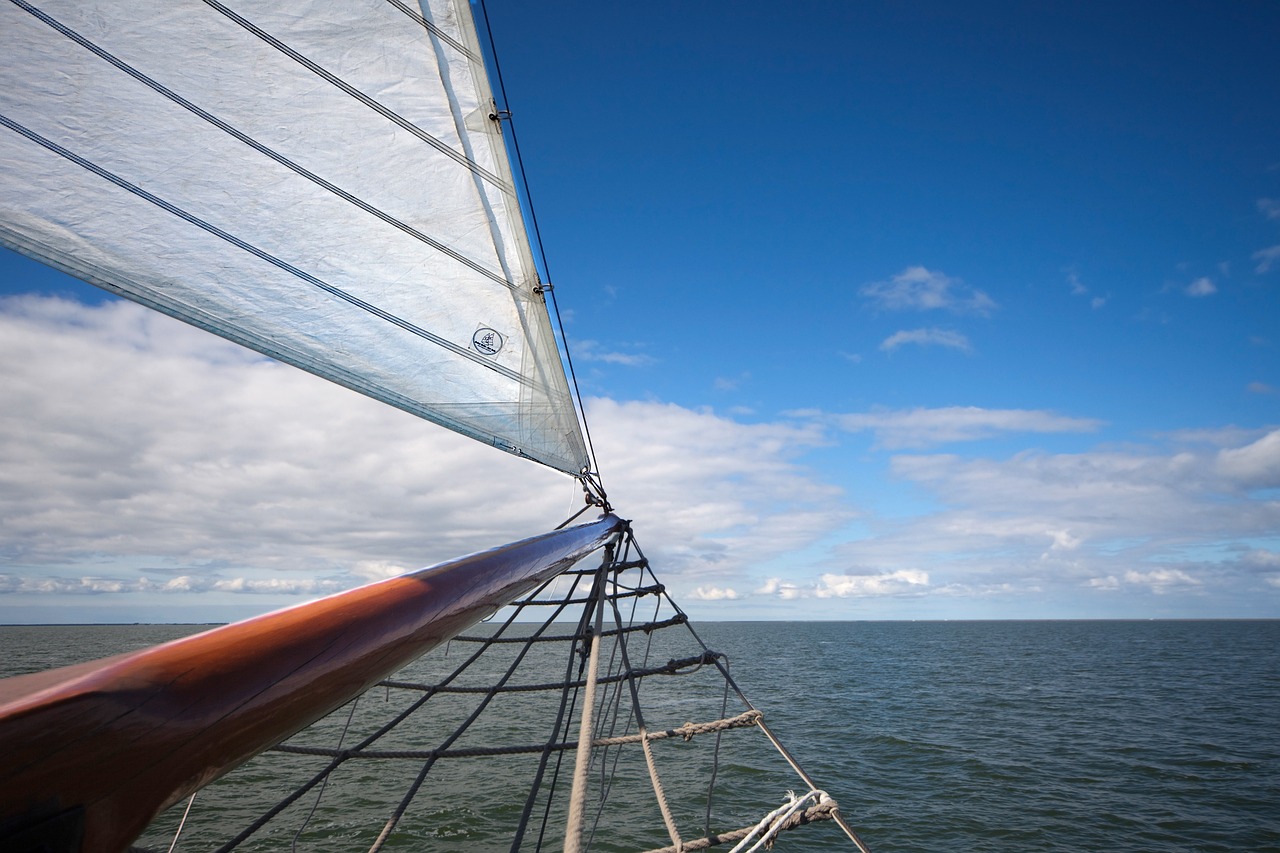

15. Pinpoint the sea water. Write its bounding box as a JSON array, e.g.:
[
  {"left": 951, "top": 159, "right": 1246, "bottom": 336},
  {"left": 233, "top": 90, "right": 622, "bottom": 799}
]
[{"left": 2, "top": 620, "right": 1277, "bottom": 852}]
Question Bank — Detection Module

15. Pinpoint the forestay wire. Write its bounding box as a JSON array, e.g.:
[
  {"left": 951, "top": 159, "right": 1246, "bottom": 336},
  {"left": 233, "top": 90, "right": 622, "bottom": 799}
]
[
  {"left": 142, "top": 523, "right": 870, "bottom": 852},
  {"left": 474, "top": 0, "right": 606, "bottom": 501}
]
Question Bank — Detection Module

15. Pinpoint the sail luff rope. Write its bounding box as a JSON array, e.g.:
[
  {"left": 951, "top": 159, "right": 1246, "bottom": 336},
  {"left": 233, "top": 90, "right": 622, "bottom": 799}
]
[
  {"left": 422, "top": 0, "right": 526, "bottom": 312},
  {"left": 476, "top": 0, "right": 606, "bottom": 495},
  {"left": 382, "top": 0, "right": 478, "bottom": 61}
]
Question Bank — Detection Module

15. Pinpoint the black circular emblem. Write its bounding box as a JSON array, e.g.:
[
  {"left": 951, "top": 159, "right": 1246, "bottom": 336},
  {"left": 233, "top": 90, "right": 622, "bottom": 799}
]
[{"left": 472, "top": 327, "right": 504, "bottom": 356}]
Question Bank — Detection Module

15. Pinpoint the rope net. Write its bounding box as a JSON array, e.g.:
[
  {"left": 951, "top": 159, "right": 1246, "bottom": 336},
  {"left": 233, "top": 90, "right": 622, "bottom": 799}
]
[{"left": 135, "top": 523, "right": 867, "bottom": 852}]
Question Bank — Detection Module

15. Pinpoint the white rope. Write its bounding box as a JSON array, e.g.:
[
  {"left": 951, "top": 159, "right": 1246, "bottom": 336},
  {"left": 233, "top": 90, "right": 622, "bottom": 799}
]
[
  {"left": 563, "top": 568, "right": 607, "bottom": 853},
  {"left": 637, "top": 720, "right": 683, "bottom": 851},
  {"left": 165, "top": 792, "right": 197, "bottom": 853},
  {"left": 727, "top": 789, "right": 828, "bottom": 853}
]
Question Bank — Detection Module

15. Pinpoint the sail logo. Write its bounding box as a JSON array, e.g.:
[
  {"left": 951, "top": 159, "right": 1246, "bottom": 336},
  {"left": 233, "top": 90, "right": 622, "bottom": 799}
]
[{"left": 472, "top": 327, "right": 504, "bottom": 356}]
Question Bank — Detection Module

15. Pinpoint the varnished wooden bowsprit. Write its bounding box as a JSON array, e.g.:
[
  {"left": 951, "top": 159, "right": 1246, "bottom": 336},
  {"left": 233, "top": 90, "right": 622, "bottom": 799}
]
[{"left": 0, "top": 514, "right": 622, "bottom": 853}]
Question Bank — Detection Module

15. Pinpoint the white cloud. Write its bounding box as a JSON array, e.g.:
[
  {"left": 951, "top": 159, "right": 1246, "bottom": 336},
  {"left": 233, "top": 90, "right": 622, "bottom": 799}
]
[
  {"left": 1240, "top": 549, "right": 1280, "bottom": 575},
  {"left": 1259, "top": 198, "right": 1280, "bottom": 220},
  {"left": 1043, "top": 529, "right": 1082, "bottom": 555},
  {"left": 755, "top": 577, "right": 804, "bottom": 600},
  {"left": 736, "top": 425, "right": 1276, "bottom": 615},
  {"left": 573, "top": 339, "right": 655, "bottom": 366},
  {"left": 585, "top": 398, "right": 850, "bottom": 580},
  {"left": 1067, "top": 270, "right": 1087, "bottom": 296},
  {"left": 1122, "top": 568, "right": 1200, "bottom": 594},
  {"left": 1066, "top": 270, "right": 1108, "bottom": 308},
  {"left": 1185, "top": 277, "right": 1217, "bottom": 297},
  {"left": 1248, "top": 382, "right": 1278, "bottom": 395},
  {"left": 879, "top": 327, "right": 972, "bottom": 353},
  {"left": 351, "top": 560, "right": 413, "bottom": 582},
  {"left": 687, "top": 585, "right": 739, "bottom": 601},
  {"left": 861, "top": 267, "right": 996, "bottom": 315},
  {"left": 0, "top": 297, "right": 589, "bottom": 589},
  {"left": 1216, "top": 429, "right": 1280, "bottom": 489},
  {"left": 0, "top": 297, "right": 852, "bottom": 610},
  {"left": 714, "top": 372, "right": 750, "bottom": 391},
  {"left": 890, "top": 435, "right": 1280, "bottom": 517},
  {"left": 832, "top": 406, "right": 1102, "bottom": 449},
  {"left": 1255, "top": 245, "right": 1280, "bottom": 273},
  {"left": 814, "top": 569, "right": 929, "bottom": 597},
  {"left": 1163, "top": 425, "right": 1273, "bottom": 447},
  {"left": 3, "top": 296, "right": 1277, "bottom": 620},
  {"left": 0, "top": 573, "right": 345, "bottom": 595},
  {"left": 753, "top": 569, "right": 930, "bottom": 599}
]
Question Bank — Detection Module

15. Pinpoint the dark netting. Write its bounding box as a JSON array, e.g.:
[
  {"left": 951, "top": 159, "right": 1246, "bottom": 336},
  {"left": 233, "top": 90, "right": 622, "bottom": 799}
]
[{"left": 136, "top": 525, "right": 869, "bottom": 853}]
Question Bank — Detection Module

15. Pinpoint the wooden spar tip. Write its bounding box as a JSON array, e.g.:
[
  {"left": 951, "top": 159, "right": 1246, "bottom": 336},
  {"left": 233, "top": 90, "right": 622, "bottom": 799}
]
[{"left": 0, "top": 513, "right": 623, "bottom": 853}]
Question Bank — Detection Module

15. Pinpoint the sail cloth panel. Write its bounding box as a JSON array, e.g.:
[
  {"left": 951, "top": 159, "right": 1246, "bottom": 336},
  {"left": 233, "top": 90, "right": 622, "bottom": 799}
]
[{"left": 0, "top": 0, "right": 589, "bottom": 474}]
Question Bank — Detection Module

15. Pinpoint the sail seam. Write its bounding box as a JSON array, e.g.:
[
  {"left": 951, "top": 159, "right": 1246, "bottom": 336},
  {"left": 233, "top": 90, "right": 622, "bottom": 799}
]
[
  {"left": 194, "top": 0, "right": 512, "bottom": 194},
  {"left": 0, "top": 112, "right": 532, "bottom": 388},
  {"left": 0, "top": 221, "right": 562, "bottom": 467},
  {"left": 419, "top": 0, "right": 523, "bottom": 297},
  {"left": 383, "top": 0, "right": 479, "bottom": 62},
  {"left": 8, "top": 0, "right": 519, "bottom": 295},
  {"left": 476, "top": 0, "right": 605, "bottom": 485}
]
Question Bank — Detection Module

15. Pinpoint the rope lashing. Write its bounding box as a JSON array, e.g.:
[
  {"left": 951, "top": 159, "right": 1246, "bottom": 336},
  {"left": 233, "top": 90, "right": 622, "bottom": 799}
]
[
  {"left": 639, "top": 797, "right": 842, "bottom": 853},
  {"left": 729, "top": 789, "right": 829, "bottom": 853},
  {"left": 271, "top": 710, "right": 762, "bottom": 761}
]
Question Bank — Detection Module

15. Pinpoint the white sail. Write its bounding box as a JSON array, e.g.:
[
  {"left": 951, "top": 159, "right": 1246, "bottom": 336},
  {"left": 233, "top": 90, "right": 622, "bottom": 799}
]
[{"left": 0, "top": 0, "right": 589, "bottom": 475}]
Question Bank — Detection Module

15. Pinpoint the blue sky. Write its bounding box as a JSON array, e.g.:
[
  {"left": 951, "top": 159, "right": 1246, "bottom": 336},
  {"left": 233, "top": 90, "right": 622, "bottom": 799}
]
[{"left": 1, "top": 0, "right": 1278, "bottom": 622}]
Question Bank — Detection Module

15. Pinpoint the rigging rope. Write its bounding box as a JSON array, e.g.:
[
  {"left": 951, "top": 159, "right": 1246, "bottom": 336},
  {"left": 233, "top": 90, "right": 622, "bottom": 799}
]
[
  {"left": 728, "top": 789, "right": 827, "bottom": 853},
  {"left": 563, "top": 553, "right": 611, "bottom": 853},
  {"left": 291, "top": 696, "right": 360, "bottom": 852},
  {"left": 164, "top": 793, "right": 196, "bottom": 853},
  {"left": 270, "top": 710, "right": 761, "bottom": 761},
  {"left": 476, "top": 0, "right": 606, "bottom": 496},
  {"left": 164, "top": 524, "right": 867, "bottom": 852},
  {"left": 640, "top": 800, "right": 843, "bottom": 853}
]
